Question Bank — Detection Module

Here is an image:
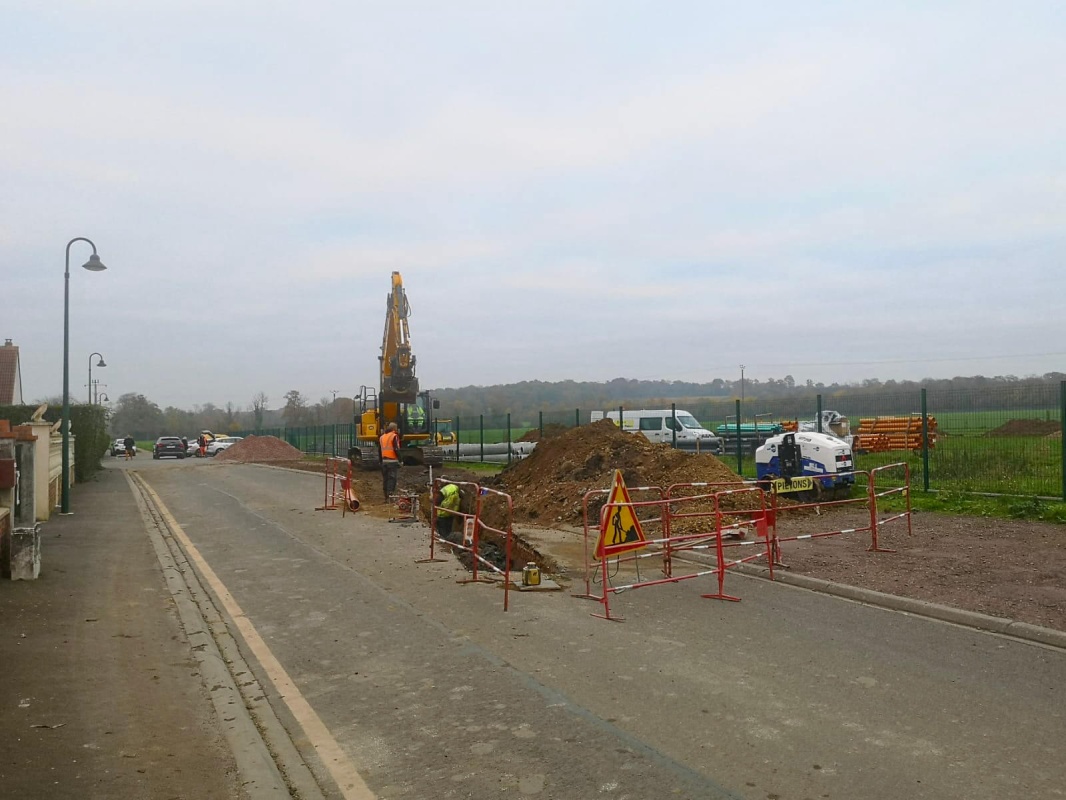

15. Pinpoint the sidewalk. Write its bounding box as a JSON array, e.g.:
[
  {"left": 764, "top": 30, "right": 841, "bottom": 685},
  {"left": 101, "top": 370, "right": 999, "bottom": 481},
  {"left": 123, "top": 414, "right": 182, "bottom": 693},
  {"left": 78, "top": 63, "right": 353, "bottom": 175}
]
[{"left": 0, "top": 466, "right": 245, "bottom": 799}]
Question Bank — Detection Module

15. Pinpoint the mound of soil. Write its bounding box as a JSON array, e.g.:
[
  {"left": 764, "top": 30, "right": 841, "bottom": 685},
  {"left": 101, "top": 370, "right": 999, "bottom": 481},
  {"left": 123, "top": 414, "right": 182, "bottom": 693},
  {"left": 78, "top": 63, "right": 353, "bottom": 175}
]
[
  {"left": 986, "top": 419, "right": 1062, "bottom": 437},
  {"left": 517, "top": 423, "right": 569, "bottom": 442},
  {"left": 214, "top": 435, "right": 304, "bottom": 463},
  {"left": 493, "top": 419, "right": 750, "bottom": 525}
]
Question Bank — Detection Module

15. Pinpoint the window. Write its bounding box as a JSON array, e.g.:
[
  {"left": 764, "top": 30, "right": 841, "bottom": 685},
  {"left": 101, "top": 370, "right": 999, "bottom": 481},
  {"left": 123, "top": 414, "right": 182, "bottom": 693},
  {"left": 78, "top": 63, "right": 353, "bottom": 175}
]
[
  {"left": 665, "top": 417, "right": 681, "bottom": 431},
  {"left": 639, "top": 416, "right": 663, "bottom": 431}
]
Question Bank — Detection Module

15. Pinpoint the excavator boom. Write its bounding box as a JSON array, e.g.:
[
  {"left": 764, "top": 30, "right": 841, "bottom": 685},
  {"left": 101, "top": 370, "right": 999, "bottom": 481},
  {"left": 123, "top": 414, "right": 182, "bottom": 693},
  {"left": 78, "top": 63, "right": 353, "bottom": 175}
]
[{"left": 380, "top": 271, "right": 418, "bottom": 402}]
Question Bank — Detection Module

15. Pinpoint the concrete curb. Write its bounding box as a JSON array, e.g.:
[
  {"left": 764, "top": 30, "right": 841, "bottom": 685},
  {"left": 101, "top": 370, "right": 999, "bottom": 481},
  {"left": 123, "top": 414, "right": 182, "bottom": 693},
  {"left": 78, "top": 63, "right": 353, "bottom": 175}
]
[
  {"left": 731, "top": 561, "right": 1066, "bottom": 650},
  {"left": 126, "top": 472, "right": 327, "bottom": 800}
]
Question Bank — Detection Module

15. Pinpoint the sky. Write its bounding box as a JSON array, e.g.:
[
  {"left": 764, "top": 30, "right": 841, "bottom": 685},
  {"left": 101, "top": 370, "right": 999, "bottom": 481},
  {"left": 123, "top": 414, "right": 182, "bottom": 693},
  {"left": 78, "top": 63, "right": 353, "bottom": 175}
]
[{"left": 3, "top": 1, "right": 1064, "bottom": 411}]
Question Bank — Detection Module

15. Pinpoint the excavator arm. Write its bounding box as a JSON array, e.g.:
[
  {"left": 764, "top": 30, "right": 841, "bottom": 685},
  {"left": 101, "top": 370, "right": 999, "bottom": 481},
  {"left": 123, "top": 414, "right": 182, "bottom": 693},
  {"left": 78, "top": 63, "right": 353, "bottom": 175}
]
[{"left": 380, "top": 271, "right": 418, "bottom": 402}]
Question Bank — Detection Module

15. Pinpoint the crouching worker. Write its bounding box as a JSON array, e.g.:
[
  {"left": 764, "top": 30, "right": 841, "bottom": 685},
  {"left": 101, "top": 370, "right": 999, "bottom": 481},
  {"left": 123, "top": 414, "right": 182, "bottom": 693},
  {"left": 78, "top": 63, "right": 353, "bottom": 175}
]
[{"left": 436, "top": 483, "right": 461, "bottom": 542}]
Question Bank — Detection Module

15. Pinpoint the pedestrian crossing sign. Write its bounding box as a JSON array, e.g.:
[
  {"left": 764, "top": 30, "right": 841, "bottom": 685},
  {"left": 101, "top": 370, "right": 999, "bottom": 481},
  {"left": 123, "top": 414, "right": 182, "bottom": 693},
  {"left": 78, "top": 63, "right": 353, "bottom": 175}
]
[{"left": 595, "top": 470, "right": 647, "bottom": 559}]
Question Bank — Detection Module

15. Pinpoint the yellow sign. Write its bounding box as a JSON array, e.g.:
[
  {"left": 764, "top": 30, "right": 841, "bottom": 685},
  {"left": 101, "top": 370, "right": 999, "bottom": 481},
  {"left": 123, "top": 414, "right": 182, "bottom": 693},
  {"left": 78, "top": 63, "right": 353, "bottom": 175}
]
[
  {"left": 595, "top": 470, "right": 647, "bottom": 559},
  {"left": 769, "top": 476, "right": 814, "bottom": 494}
]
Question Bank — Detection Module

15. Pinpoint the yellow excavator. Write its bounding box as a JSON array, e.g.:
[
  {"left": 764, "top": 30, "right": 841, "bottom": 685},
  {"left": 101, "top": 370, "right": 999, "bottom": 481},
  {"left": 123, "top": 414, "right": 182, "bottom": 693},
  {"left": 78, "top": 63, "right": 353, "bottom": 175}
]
[{"left": 348, "top": 272, "right": 445, "bottom": 468}]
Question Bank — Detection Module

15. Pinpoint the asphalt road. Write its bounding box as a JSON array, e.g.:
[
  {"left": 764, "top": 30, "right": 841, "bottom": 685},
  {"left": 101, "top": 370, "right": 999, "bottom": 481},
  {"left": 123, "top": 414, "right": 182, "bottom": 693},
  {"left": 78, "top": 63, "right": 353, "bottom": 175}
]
[{"left": 127, "top": 456, "right": 1066, "bottom": 799}]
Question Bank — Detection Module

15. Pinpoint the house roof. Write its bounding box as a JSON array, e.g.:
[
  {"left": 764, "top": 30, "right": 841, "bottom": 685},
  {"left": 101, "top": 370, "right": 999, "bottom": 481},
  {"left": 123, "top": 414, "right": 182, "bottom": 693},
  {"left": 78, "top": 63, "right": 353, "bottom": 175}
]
[{"left": 0, "top": 340, "right": 22, "bottom": 405}]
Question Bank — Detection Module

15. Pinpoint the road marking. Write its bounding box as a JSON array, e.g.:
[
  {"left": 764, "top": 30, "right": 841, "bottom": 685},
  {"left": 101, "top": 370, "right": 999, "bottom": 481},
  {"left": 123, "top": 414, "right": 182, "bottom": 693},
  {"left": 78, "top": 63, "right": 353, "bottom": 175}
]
[{"left": 135, "top": 478, "right": 376, "bottom": 800}]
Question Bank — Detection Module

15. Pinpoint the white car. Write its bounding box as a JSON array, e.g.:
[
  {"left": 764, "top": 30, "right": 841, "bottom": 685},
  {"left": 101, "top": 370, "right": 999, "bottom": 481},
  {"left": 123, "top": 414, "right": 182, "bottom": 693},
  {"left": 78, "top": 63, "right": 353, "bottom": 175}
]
[
  {"left": 205, "top": 436, "right": 243, "bottom": 456},
  {"left": 110, "top": 438, "right": 136, "bottom": 457}
]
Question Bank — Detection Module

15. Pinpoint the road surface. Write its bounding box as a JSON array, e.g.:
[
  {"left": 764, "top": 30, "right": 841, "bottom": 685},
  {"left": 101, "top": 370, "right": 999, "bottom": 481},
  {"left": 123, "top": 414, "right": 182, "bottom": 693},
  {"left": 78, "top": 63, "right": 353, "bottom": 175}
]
[{"left": 127, "top": 457, "right": 1066, "bottom": 799}]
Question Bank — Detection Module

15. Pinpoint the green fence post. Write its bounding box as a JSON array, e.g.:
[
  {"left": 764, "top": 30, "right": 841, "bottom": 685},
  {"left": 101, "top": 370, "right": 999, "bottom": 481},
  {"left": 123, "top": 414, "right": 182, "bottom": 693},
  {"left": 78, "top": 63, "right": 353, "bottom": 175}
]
[
  {"left": 539, "top": 411, "right": 543, "bottom": 440},
  {"left": 921, "top": 388, "right": 930, "bottom": 493},
  {"left": 479, "top": 415, "right": 484, "bottom": 463},
  {"left": 671, "top": 402, "right": 677, "bottom": 449},
  {"left": 816, "top": 394, "right": 823, "bottom": 433},
  {"left": 455, "top": 417, "right": 461, "bottom": 462},
  {"left": 735, "top": 398, "right": 742, "bottom": 476},
  {"left": 575, "top": 408, "right": 580, "bottom": 428},
  {"left": 507, "top": 413, "right": 512, "bottom": 466},
  {"left": 1061, "top": 380, "right": 1065, "bottom": 501},
  {"left": 332, "top": 424, "right": 337, "bottom": 456}
]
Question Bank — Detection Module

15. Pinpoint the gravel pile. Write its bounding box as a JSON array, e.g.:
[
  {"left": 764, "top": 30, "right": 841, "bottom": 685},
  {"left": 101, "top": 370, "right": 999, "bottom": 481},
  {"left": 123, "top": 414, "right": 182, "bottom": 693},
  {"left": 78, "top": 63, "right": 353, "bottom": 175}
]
[{"left": 214, "top": 435, "right": 304, "bottom": 463}]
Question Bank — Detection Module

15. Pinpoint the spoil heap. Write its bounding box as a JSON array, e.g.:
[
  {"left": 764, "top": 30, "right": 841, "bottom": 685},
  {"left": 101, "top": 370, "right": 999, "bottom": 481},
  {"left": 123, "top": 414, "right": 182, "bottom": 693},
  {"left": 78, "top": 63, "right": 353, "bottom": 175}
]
[
  {"left": 985, "top": 419, "right": 1062, "bottom": 437},
  {"left": 214, "top": 435, "right": 304, "bottom": 463},
  {"left": 517, "top": 423, "right": 568, "bottom": 442},
  {"left": 493, "top": 419, "right": 754, "bottom": 525}
]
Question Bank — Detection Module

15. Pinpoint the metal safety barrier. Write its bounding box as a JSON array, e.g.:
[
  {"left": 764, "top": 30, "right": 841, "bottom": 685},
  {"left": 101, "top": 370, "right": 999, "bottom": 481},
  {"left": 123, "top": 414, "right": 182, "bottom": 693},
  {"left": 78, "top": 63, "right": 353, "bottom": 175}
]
[
  {"left": 419, "top": 477, "right": 516, "bottom": 612},
  {"left": 314, "top": 456, "right": 359, "bottom": 514}
]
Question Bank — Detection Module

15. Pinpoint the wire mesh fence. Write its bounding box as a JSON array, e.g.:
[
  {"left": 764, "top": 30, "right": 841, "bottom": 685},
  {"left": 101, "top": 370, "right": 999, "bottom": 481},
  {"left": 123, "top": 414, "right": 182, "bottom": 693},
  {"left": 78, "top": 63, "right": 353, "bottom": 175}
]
[{"left": 235, "top": 382, "right": 1066, "bottom": 500}]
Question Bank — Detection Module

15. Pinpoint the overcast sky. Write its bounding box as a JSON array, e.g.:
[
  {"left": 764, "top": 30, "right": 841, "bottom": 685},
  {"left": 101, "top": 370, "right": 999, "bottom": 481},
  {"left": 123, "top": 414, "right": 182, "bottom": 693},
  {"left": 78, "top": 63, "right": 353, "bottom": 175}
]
[{"left": 3, "top": 1, "right": 1063, "bottom": 411}]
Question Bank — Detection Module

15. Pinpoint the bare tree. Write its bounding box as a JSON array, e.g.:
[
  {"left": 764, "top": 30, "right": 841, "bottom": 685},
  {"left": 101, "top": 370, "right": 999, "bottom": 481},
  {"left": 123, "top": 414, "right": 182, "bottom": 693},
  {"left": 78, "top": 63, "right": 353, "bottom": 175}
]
[
  {"left": 251, "top": 391, "right": 269, "bottom": 432},
  {"left": 282, "top": 390, "right": 306, "bottom": 427}
]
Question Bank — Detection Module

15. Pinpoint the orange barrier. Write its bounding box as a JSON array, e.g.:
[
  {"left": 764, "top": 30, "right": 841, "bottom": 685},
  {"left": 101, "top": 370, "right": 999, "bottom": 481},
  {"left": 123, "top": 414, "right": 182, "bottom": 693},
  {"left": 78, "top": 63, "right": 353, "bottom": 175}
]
[
  {"left": 421, "top": 478, "right": 515, "bottom": 611},
  {"left": 573, "top": 484, "right": 665, "bottom": 604},
  {"left": 575, "top": 484, "right": 775, "bottom": 621},
  {"left": 575, "top": 466, "right": 912, "bottom": 621},
  {"left": 868, "top": 462, "right": 912, "bottom": 551},
  {"left": 315, "top": 456, "right": 359, "bottom": 514}
]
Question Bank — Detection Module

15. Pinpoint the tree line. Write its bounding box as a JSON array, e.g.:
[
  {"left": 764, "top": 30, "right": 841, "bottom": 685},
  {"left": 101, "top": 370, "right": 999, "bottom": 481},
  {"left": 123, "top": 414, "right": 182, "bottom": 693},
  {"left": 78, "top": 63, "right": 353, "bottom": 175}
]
[{"left": 66, "top": 371, "right": 1065, "bottom": 440}]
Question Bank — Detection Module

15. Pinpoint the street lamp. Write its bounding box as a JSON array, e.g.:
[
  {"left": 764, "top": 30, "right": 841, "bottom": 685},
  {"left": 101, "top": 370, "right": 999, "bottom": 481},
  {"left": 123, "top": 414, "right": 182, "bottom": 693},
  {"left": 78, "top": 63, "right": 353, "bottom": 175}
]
[
  {"left": 88, "top": 352, "right": 106, "bottom": 404},
  {"left": 62, "top": 238, "right": 107, "bottom": 514},
  {"left": 739, "top": 364, "right": 746, "bottom": 408}
]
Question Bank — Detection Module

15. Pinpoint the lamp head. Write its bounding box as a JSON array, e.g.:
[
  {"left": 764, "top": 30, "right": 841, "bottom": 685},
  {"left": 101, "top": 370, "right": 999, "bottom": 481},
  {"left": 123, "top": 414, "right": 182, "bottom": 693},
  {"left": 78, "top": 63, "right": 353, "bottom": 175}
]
[
  {"left": 96, "top": 357, "right": 106, "bottom": 367},
  {"left": 82, "top": 254, "right": 107, "bottom": 272}
]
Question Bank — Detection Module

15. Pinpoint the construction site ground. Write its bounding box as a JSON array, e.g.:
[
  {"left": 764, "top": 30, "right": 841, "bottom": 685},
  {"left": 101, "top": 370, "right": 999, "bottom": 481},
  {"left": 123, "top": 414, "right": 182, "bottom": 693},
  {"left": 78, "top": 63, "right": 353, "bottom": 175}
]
[{"left": 223, "top": 429, "right": 1066, "bottom": 633}]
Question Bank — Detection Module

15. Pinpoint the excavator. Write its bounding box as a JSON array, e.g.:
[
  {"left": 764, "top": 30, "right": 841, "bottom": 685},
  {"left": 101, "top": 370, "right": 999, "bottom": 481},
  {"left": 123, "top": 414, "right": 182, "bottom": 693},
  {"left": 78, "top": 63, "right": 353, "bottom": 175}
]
[{"left": 348, "top": 272, "right": 446, "bottom": 468}]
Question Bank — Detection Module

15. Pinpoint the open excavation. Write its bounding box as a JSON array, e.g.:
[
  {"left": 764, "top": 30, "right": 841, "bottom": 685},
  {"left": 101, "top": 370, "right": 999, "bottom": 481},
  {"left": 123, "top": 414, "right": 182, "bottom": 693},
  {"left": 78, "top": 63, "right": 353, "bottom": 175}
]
[{"left": 205, "top": 275, "right": 1066, "bottom": 632}]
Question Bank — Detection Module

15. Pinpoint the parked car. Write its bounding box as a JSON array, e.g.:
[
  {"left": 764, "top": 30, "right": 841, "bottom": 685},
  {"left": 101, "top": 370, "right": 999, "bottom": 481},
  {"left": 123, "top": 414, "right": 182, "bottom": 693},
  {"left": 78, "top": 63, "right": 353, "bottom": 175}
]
[
  {"left": 153, "top": 436, "right": 186, "bottom": 459},
  {"left": 206, "top": 436, "right": 243, "bottom": 456},
  {"left": 110, "top": 438, "right": 136, "bottom": 457}
]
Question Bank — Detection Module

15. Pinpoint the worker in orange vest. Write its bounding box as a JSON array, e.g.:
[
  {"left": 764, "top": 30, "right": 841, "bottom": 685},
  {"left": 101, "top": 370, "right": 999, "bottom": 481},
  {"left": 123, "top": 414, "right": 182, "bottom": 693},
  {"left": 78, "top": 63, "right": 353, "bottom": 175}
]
[{"left": 379, "top": 422, "right": 401, "bottom": 500}]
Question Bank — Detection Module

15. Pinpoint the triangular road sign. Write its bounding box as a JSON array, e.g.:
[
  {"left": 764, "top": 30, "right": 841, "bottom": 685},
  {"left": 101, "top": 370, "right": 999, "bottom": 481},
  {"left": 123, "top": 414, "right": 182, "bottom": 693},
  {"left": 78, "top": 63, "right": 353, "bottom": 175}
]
[{"left": 595, "top": 470, "right": 647, "bottom": 559}]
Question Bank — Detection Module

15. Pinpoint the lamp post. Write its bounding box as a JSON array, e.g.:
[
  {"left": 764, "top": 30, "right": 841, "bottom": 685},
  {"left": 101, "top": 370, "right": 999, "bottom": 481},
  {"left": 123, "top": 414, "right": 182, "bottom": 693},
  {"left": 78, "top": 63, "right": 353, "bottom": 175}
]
[
  {"left": 739, "top": 364, "right": 746, "bottom": 408},
  {"left": 62, "top": 238, "right": 107, "bottom": 514},
  {"left": 88, "top": 352, "right": 106, "bottom": 404}
]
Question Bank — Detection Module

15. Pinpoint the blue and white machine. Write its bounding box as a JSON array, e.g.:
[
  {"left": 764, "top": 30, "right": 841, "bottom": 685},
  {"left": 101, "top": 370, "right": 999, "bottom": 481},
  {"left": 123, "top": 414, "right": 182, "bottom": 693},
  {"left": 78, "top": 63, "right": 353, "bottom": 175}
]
[{"left": 755, "top": 431, "right": 855, "bottom": 500}]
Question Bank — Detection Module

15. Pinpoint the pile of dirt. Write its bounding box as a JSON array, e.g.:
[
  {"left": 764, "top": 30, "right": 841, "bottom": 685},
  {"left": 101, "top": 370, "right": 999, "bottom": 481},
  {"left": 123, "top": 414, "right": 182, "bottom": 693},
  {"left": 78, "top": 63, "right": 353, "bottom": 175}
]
[
  {"left": 517, "top": 423, "right": 569, "bottom": 442},
  {"left": 214, "top": 435, "right": 304, "bottom": 463},
  {"left": 492, "top": 419, "right": 751, "bottom": 525},
  {"left": 985, "top": 419, "right": 1062, "bottom": 437}
]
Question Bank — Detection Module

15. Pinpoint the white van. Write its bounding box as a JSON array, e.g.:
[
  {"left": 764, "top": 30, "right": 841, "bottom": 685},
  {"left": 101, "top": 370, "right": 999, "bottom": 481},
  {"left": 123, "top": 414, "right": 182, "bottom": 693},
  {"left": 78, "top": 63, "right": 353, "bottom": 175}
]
[{"left": 591, "top": 409, "right": 722, "bottom": 454}]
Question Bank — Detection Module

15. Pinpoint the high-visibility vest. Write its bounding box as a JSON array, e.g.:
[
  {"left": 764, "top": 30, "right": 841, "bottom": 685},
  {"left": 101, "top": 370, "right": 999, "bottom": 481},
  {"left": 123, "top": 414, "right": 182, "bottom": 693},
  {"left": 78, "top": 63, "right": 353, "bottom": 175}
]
[
  {"left": 379, "top": 430, "right": 400, "bottom": 461},
  {"left": 439, "top": 484, "right": 460, "bottom": 517}
]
